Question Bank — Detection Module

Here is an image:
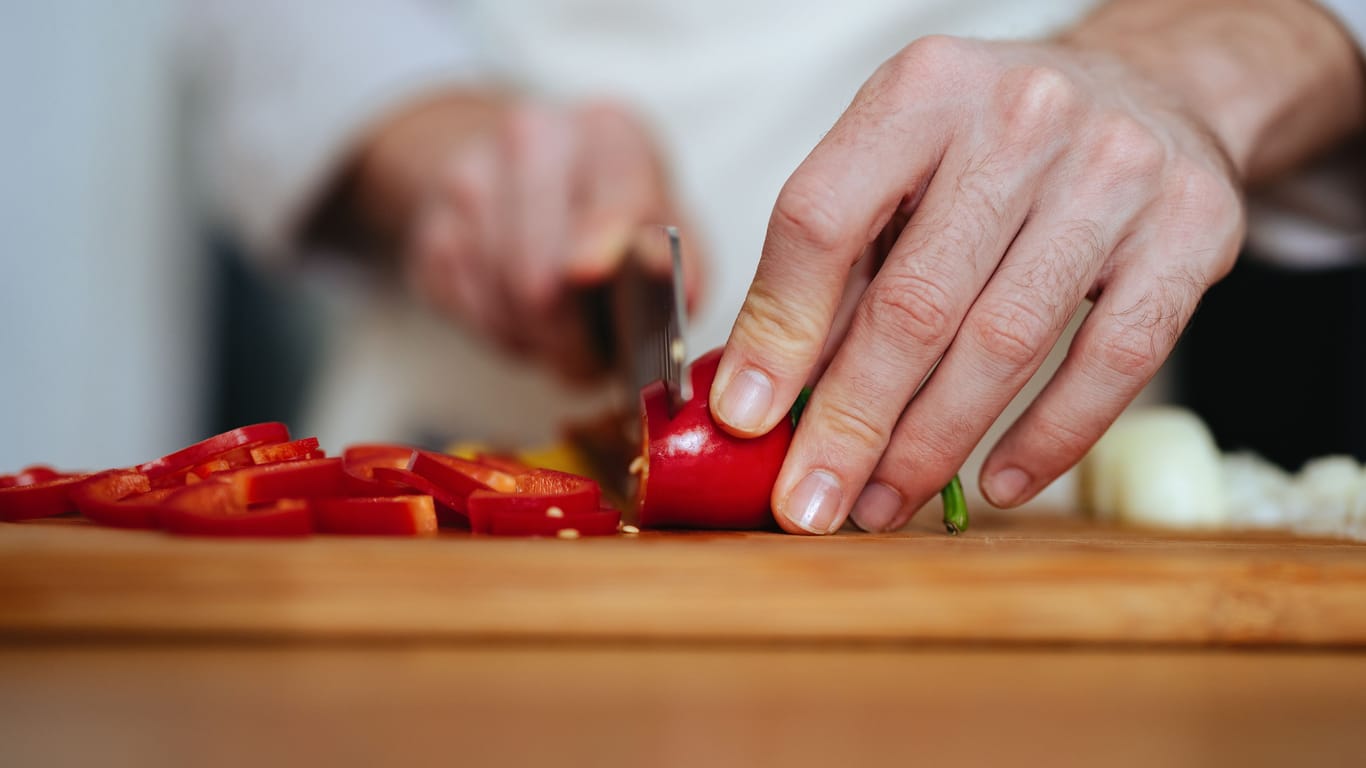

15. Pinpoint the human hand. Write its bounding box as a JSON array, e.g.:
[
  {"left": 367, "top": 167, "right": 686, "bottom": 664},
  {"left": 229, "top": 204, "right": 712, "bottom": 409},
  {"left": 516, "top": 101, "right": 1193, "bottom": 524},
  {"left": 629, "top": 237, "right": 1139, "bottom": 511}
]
[
  {"left": 352, "top": 92, "right": 701, "bottom": 382},
  {"left": 711, "top": 34, "right": 1248, "bottom": 534}
]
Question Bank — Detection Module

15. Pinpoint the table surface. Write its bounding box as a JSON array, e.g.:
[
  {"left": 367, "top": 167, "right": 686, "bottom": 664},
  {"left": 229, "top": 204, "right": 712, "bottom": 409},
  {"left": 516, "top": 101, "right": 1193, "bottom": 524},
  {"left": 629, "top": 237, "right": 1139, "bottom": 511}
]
[{"left": 4, "top": 513, "right": 1365, "bottom": 766}]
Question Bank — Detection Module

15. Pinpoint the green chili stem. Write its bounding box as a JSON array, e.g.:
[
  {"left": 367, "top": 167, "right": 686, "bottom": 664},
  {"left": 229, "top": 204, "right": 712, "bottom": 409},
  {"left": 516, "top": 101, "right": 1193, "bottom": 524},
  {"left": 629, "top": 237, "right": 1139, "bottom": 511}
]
[
  {"left": 789, "top": 387, "right": 813, "bottom": 428},
  {"left": 940, "top": 474, "right": 968, "bottom": 535}
]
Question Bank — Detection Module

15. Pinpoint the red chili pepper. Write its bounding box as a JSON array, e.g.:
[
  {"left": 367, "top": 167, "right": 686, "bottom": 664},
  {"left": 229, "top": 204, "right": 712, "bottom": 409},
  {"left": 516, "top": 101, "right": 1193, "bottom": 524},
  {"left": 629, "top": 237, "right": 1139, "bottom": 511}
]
[
  {"left": 341, "top": 444, "right": 419, "bottom": 495},
  {"left": 0, "top": 473, "right": 90, "bottom": 521},
  {"left": 636, "top": 347, "right": 793, "bottom": 529},
  {"left": 186, "top": 459, "right": 232, "bottom": 484},
  {"left": 250, "top": 437, "right": 323, "bottom": 465},
  {"left": 0, "top": 465, "right": 64, "bottom": 489},
  {"left": 370, "top": 466, "right": 469, "bottom": 526},
  {"left": 466, "top": 468, "right": 604, "bottom": 534},
  {"left": 137, "top": 422, "right": 291, "bottom": 481},
  {"left": 311, "top": 495, "right": 437, "bottom": 536},
  {"left": 408, "top": 450, "right": 517, "bottom": 499},
  {"left": 158, "top": 483, "right": 313, "bottom": 537},
  {"left": 70, "top": 470, "right": 162, "bottom": 529},
  {"left": 216, "top": 457, "right": 348, "bottom": 505}
]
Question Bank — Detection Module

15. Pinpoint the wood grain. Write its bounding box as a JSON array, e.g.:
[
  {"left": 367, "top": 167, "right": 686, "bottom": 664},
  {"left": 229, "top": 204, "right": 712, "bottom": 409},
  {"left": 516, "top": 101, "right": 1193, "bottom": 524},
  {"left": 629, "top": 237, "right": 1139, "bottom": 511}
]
[
  {"left": 3, "top": 513, "right": 1366, "bottom": 645},
  {"left": 3, "top": 644, "right": 1365, "bottom": 767}
]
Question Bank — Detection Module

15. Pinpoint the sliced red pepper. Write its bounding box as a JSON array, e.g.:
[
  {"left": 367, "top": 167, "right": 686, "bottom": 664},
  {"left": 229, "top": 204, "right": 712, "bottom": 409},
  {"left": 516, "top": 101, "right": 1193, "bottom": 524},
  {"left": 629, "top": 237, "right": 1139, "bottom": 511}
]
[
  {"left": 0, "top": 465, "right": 65, "bottom": 489},
  {"left": 250, "top": 437, "right": 323, "bottom": 465},
  {"left": 342, "top": 444, "right": 418, "bottom": 496},
  {"left": 466, "top": 469, "right": 602, "bottom": 534},
  {"left": 138, "top": 422, "right": 291, "bottom": 481},
  {"left": 70, "top": 470, "right": 162, "bottom": 529},
  {"left": 158, "top": 483, "right": 313, "bottom": 537},
  {"left": 0, "top": 473, "right": 91, "bottom": 521},
  {"left": 409, "top": 450, "right": 517, "bottom": 503},
  {"left": 371, "top": 466, "right": 469, "bottom": 526},
  {"left": 217, "top": 457, "right": 348, "bottom": 505},
  {"left": 186, "top": 459, "right": 232, "bottom": 484},
  {"left": 636, "top": 347, "right": 792, "bottom": 529},
  {"left": 311, "top": 495, "right": 437, "bottom": 536}
]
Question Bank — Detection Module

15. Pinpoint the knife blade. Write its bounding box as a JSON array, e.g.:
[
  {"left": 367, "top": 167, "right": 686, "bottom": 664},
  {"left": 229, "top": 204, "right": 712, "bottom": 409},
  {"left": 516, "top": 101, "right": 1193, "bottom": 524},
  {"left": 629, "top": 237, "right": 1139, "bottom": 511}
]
[{"left": 603, "top": 224, "right": 691, "bottom": 410}]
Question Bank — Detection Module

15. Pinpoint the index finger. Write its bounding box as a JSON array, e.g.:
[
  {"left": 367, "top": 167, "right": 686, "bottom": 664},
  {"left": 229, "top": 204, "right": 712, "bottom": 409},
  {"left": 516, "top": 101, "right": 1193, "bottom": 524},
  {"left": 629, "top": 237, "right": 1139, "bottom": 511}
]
[{"left": 711, "top": 47, "right": 954, "bottom": 436}]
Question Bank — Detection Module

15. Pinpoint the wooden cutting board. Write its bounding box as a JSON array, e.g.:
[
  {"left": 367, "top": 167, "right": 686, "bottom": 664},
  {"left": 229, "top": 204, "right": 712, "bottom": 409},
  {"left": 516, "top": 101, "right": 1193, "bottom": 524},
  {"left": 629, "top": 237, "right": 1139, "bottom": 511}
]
[{"left": 3, "top": 512, "right": 1365, "bottom": 646}]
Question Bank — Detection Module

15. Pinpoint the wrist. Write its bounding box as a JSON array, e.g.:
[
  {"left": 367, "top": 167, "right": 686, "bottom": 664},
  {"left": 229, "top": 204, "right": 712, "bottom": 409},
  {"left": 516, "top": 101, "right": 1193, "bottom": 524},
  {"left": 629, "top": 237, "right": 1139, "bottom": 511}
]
[{"left": 1059, "top": 0, "right": 1364, "bottom": 183}]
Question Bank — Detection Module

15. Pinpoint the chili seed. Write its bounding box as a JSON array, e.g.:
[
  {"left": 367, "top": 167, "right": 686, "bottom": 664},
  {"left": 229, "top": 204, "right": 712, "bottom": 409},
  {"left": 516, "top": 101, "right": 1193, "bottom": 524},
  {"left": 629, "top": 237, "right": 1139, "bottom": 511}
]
[
  {"left": 628, "top": 456, "right": 646, "bottom": 475},
  {"left": 546, "top": 506, "right": 564, "bottom": 519},
  {"left": 556, "top": 528, "right": 581, "bottom": 540}
]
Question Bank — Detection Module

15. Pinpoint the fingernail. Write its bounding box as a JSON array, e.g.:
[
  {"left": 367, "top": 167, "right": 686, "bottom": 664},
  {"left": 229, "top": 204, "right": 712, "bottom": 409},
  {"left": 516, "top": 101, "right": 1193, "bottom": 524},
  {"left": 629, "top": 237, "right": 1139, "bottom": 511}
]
[
  {"left": 716, "top": 368, "right": 774, "bottom": 433},
  {"left": 782, "top": 470, "right": 844, "bottom": 534},
  {"left": 984, "top": 467, "right": 1029, "bottom": 507},
  {"left": 850, "top": 482, "right": 903, "bottom": 533}
]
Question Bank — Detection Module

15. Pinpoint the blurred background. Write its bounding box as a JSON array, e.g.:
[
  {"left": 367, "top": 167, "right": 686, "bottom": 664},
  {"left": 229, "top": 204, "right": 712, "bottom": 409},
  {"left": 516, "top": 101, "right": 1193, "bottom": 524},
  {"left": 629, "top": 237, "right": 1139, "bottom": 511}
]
[{"left": 2, "top": 0, "right": 1361, "bottom": 487}]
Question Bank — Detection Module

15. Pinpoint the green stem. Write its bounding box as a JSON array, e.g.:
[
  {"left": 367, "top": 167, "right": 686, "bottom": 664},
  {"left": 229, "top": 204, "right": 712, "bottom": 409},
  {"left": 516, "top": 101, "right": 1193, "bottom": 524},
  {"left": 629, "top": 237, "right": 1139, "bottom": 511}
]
[
  {"left": 789, "top": 387, "right": 813, "bottom": 428},
  {"left": 940, "top": 474, "right": 968, "bottom": 535},
  {"left": 791, "top": 387, "right": 969, "bottom": 536}
]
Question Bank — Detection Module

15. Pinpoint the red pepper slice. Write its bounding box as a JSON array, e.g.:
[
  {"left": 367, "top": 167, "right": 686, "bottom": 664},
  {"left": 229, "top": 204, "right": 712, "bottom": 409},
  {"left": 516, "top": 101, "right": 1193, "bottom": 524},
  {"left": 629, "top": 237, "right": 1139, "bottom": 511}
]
[
  {"left": 0, "top": 465, "right": 65, "bottom": 489},
  {"left": 311, "top": 495, "right": 437, "bottom": 536},
  {"left": 636, "top": 347, "right": 792, "bottom": 529},
  {"left": 250, "top": 437, "right": 323, "bottom": 465},
  {"left": 409, "top": 450, "right": 517, "bottom": 502},
  {"left": 138, "top": 422, "right": 291, "bottom": 481},
  {"left": 158, "top": 484, "right": 313, "bottom": 537},
  {"left": 342, "top": 444, "right": 419, "bottom": 496},
  {"left": 466, "top": 469, "right": 602, "bottom": 534},
  {"left": 370, "top": 466, "right": 469, "bottom": 526},
  {"left": 217, "top": 457, "right": 348, "bottom": 505},
  {"left": 0, "top": 473, "right": 91, "bottom": 521},
  {"left": 70, "top": 471, "right": 163, "bottom": 529},
  {"left": 186, "top": 459, "right": 232, "bottom": 484}
]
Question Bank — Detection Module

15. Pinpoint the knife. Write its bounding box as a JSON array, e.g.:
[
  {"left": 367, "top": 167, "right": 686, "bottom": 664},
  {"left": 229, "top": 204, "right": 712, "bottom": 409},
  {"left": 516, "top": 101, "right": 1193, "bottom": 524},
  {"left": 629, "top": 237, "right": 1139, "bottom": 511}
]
[
  {"left": 598, "top": 224, "right": 691, "bottom": 410},
  {"left": 620, "top": 222, "right": 693, "bottom": 407}
]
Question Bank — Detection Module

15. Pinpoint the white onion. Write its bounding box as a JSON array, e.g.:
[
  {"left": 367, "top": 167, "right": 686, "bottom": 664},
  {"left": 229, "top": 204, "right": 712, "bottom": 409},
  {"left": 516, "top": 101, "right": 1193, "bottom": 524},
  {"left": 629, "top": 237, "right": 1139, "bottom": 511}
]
[{"left": 1079, "top": 406, "right": 1226, "bottom": 528}]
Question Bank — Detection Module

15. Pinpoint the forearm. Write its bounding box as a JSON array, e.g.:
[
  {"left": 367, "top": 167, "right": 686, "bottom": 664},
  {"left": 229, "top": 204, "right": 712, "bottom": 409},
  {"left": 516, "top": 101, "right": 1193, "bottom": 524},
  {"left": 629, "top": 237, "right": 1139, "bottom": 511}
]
[{"left": 1061, "top": 0, "right": 1364, "bottom": 183}]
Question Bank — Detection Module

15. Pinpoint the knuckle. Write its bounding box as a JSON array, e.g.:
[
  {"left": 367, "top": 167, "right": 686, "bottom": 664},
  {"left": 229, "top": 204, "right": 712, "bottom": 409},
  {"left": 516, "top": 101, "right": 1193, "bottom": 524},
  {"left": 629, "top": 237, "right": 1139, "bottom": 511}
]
[
  {"left": 996, "top": 65, "right": 1079, "bottom": 136},
  {"left": 1027, "top": 410, "right": 1095, "bottom": 458},
  {"left": 770, "top": 176, "right": 850, "bottom": 254},
  {"left": 859, "top": 271, "right": 957, "bottom": 349},
  {"left": 1041, "top": 219, "right": 1108, "bottom": 283},
  {"left": 817, "top": 391, "right": 893, "bottom": 454},
  {"left": 442, "top": 155, "right": 489, "bottom": 209},
  {"left": 886, "top": 34, "right": 966, "bottom": 79},
  {"left": 501, "top": 103, "right": 570, "bottom": 166},
  {"left": 1169, "top": 160, "right": 1243, "bottom": 226},
  {"left": 733, "top": 280, "right": 829, "bottom": 366},
  {"left": 948, "top": 163, "right": 1009, "bottom": 232},
  {"left": 883, "top": 416, "right": 971, "bottom": 487},
  {"left": 501, "top": 104, "right": 542, "bottom": 156},
  {"left": 1166, "top": 161, "right": 1246, "bottom": 278},
  {"left": 1089, "top": 112, "right": 1167, "bottom": 177},
  {"left": 967, "top": 298, "right": 1052, "bottom": 370},
  {"left": 1091, "top": 324, "right": 1159, "bottom": 381}
]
